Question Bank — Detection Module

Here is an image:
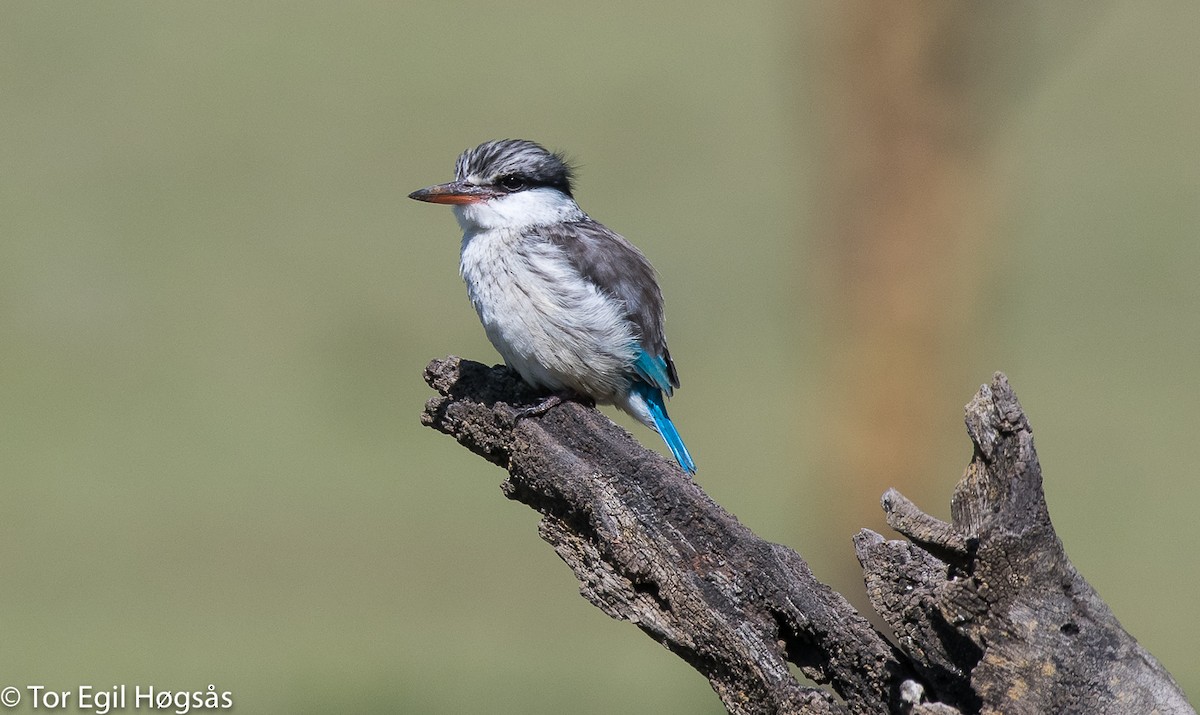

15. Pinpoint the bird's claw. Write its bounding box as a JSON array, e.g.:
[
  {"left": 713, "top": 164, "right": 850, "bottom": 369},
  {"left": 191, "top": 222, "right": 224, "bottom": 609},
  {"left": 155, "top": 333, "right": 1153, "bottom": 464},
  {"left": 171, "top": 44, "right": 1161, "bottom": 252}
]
[
  {"left": 513, "top": 393, "right": 565, "bottom": 419},
  {"left": 510, "top": 391, "right": 593, "bottom": 421}
]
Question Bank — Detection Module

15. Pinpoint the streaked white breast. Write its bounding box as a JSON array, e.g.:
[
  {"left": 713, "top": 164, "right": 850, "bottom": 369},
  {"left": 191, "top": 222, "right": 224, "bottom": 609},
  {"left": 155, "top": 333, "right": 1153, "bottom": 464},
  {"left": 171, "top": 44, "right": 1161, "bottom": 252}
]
[{"left": 458, "top": 220, "right": 636, "bottom": 401}]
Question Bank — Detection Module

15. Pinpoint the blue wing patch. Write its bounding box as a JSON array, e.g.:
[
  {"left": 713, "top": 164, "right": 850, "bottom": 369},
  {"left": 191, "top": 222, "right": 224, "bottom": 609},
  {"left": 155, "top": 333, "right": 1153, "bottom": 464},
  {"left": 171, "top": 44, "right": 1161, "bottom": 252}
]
[{"left": 632, "top": 348, "right": 674, "bottom": 397}]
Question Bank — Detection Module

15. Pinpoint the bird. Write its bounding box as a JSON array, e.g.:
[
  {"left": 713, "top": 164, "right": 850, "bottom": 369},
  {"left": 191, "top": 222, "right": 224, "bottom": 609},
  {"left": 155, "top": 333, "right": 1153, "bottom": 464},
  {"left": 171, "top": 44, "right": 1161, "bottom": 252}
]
[{"left": 409, "top": 139, "right": 696, "bottom": 474}]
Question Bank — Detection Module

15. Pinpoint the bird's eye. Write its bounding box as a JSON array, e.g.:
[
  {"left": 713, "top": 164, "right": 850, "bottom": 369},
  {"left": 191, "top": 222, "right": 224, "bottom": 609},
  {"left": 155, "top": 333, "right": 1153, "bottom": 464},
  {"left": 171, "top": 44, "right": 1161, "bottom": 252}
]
[{"left": 497, "top": 174, "right": 525, "bottom": 192}]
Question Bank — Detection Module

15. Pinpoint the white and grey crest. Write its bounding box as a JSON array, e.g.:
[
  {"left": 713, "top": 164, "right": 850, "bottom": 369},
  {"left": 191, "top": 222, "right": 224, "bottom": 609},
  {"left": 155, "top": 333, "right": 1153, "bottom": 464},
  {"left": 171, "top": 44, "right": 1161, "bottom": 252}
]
[{"left": 455, "top": 139, "right": 575, "bottom": 197}]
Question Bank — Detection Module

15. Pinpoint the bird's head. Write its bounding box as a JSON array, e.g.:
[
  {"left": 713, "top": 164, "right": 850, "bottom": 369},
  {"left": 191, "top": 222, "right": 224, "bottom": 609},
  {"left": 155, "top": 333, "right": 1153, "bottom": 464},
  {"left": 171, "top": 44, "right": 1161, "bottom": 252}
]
[{"left": 410, "top": 139, "right": 583, "bottom": 231}]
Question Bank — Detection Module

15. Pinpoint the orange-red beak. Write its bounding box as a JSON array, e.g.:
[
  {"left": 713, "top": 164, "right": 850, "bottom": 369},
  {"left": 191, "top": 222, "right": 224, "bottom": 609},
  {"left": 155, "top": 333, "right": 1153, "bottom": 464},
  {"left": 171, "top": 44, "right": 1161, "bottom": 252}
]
[{"left": 408, "top": 180, "right": 496, "bottom": 205}]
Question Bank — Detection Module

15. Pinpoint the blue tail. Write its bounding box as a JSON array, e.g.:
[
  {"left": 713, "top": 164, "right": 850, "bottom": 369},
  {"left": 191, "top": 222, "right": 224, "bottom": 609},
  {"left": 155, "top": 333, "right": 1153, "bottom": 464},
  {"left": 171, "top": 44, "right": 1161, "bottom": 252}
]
[{"left": 631, "top": 382, "right": 696, "bottom": 474}]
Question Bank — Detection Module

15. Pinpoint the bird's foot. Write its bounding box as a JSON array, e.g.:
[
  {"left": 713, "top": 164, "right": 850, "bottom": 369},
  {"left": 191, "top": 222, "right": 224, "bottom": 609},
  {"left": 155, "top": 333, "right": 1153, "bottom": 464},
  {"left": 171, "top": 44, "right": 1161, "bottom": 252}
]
[{"left": 511, "top": 391, "right": 593, "bottom": 420}]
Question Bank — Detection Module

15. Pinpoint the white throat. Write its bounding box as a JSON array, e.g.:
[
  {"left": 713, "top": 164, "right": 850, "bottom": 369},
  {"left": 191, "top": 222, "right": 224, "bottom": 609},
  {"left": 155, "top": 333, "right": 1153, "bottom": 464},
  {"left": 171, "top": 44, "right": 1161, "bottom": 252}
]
[{"left": 453, "top": 187, "right": 585, "bottom": 233}]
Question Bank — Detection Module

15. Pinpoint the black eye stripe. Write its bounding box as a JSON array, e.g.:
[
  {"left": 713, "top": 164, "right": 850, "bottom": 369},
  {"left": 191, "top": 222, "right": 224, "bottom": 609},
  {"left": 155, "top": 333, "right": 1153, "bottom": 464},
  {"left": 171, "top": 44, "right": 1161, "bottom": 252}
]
[
  {"left": 493, "top": 170, "right": 571, "bottom": 196},
  {"left": 497, "top": 174, "right": 526, "bottom": 191}
]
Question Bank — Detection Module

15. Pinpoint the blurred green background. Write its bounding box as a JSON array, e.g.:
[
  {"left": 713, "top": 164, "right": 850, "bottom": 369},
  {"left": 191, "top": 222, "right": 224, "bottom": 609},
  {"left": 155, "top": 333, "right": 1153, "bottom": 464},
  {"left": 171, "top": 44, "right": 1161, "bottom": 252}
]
[{"left": 2, "top": 2, "right": 1197, "bottom": 712}]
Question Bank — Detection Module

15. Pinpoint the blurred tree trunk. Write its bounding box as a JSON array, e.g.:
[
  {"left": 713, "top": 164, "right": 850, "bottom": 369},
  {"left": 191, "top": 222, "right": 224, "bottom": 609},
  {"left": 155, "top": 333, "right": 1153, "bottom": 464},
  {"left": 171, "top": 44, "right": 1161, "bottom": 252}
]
[
  {"left": 813, "top": 2, "right": 1001, "bottom": 538},
  {"left": 805, "top": 2, "right": 1115, "bottom": 624}
]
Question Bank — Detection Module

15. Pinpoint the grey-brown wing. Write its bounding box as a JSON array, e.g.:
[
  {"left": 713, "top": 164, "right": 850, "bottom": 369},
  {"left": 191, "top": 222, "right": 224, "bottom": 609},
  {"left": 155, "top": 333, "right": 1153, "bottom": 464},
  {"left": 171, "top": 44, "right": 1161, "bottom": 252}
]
[{"left": 535, "top": 219, "right": 680, "bottom": 390}]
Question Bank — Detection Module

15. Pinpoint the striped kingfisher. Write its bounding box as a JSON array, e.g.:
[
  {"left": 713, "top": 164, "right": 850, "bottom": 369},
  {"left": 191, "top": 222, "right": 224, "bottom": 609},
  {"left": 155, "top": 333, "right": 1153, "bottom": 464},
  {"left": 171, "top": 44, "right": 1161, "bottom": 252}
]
[{"left": 410, "top": 139, "right": 695, "bottom": 474}]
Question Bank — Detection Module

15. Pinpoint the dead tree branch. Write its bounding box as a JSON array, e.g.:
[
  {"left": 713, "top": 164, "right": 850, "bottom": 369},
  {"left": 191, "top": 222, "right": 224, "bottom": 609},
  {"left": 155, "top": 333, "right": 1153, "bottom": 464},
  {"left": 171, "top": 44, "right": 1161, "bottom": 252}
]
[{"left": 421, "top": 356, "right": 1192, "bottom": 715}]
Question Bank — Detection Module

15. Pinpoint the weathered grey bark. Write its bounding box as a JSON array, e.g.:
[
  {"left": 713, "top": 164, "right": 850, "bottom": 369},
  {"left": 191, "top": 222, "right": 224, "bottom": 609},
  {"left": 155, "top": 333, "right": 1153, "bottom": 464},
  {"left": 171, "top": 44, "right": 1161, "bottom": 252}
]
[{"left": 421, "top": 357, "right": 1192, "bottom": 715}]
